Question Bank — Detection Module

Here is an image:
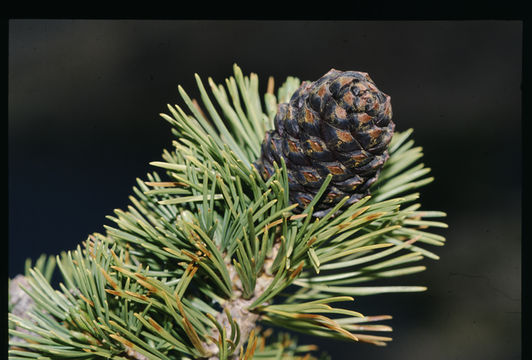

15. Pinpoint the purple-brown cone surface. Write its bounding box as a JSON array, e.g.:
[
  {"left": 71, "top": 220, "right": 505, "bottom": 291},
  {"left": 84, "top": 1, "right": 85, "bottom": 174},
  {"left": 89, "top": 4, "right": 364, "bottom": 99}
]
[{"left": 255, "top": 69, "right": 395, "bottom": 217}]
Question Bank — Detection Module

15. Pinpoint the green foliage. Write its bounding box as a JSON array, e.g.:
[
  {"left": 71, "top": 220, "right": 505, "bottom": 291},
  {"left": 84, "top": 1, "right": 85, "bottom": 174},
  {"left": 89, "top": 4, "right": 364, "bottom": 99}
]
[{"left": 8, "top": 64, "right": 446, "bottom": 359}]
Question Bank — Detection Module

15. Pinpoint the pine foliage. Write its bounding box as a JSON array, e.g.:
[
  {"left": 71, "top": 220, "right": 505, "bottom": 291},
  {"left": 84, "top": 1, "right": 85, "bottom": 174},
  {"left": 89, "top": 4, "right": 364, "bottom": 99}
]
[{"left": 8, "top": 64, "right": 446, "bottom": 359}]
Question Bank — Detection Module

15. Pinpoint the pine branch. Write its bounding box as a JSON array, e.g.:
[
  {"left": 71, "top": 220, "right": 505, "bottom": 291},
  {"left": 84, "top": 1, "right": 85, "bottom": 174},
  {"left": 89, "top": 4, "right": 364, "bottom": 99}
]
[{"left": 9, "top": 64, "right": 446, "bottom": 359}]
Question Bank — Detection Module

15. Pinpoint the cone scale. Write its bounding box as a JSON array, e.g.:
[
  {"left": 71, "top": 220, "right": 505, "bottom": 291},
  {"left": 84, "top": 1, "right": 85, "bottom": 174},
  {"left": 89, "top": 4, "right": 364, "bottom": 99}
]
[{"left": 255, "top": 69, "right": 395, "bottom": 217}]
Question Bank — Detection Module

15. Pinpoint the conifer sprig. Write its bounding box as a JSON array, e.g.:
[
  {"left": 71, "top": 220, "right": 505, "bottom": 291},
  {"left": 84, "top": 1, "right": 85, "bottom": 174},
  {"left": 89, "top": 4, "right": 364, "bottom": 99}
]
[{"left": 9, "top": 64, "right": 446, "bottom": 359}]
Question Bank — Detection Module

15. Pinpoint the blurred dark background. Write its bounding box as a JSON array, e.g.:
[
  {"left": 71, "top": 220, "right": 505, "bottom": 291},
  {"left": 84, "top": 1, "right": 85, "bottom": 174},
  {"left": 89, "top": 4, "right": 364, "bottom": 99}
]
[{"left": 8, "top": 20, "right": 522, "bottom": 359}]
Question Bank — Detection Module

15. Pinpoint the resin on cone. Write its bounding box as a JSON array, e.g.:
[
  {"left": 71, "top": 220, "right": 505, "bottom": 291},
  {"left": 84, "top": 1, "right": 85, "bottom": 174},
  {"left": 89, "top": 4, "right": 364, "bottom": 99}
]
[{"left": 255, "top": 69, "right": 395, "bottom": 217}]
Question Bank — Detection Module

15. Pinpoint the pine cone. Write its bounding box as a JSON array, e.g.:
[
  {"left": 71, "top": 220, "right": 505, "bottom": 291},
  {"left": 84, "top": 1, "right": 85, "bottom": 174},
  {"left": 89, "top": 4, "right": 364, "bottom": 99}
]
[{"left": 255, "top": 69, "right": 395, "bottom": 217}]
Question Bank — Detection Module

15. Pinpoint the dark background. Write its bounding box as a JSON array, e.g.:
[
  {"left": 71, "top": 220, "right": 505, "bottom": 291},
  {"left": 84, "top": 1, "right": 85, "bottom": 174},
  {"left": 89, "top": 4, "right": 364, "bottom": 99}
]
[{"left": 8, "top": 20, "right": 522, "bottom": 359}]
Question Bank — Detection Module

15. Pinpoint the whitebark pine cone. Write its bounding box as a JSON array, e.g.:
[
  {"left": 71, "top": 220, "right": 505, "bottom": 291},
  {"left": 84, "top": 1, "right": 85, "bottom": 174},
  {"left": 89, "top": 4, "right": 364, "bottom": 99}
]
[{"left": 255, "top": 69, "right": 395, "bottom": 217}]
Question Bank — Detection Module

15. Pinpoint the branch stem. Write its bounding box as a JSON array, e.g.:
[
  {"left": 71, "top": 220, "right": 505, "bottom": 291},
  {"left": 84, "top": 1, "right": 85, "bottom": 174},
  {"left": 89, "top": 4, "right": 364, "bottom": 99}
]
[{"left": 205, "top": 242, "right": 281, "bottom": 359}]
